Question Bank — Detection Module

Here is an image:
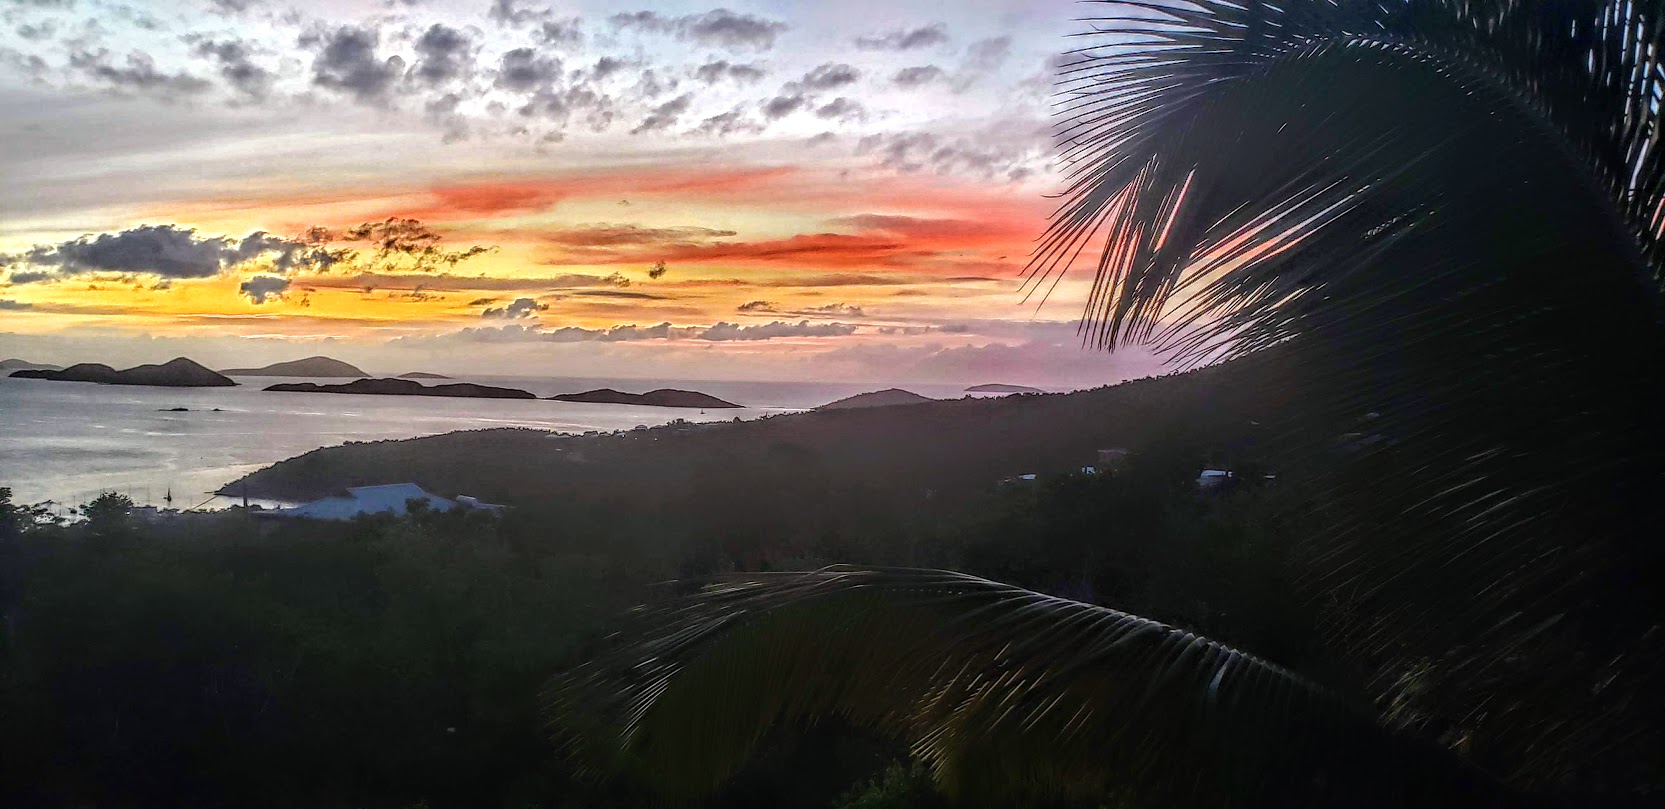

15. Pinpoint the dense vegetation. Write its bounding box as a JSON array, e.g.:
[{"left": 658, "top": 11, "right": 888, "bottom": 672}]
[
  {"left": 14, "top": 0, "right": 1665, "bottom": 801},
  {"left": 227, "top": 358, "right": 1276, "bottom": 508},
  {"left": 8, "top": 340, "right": 1646, "bottom": 805},
  {"left": 0, "top": 359, "right": 1335, "bottom": 809},
  {"left": 543, "top": 0, "right": 1665, "bottom": 805}
]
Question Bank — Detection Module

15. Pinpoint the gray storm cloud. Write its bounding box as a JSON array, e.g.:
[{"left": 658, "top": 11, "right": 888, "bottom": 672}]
[
  {"left": 409, "top": 24, "right": 475, "bottom": 86},
  {"left": 893, "top": 65, "right": 945, "bottom": 87},
  {"left": 611, "top": 9, "right": 788, "bottom": 52},
  {"left": 855, "top": 24, "right": 949, "bottom": 51},
  {"left": 2, "top": 225, "right": 336, "bottom": 283},
  {"left": 694, "top": 60, "right": 765, "bottom": 84},
  {"left": 186, "top": 37, "right": 274, "bottom": 99},
  {"left": 301, "top": 25, "right": 405, "bottom": 103},
  {"left": 239, "top": 275, "right": 290, "bottom": 304},
  {"left": 68, "top": 49, "right": 213, "bottom": 97}
]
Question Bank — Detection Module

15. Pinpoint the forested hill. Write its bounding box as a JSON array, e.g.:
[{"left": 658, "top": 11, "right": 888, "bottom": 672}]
[
  {"left": 4, "top": 353, "right": 1328, "bottom": 809},
  {"left": 228, "top": 356, "right": 1292, "bottom": 509}
]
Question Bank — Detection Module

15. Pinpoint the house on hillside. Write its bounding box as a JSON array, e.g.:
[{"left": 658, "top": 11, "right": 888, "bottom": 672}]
[
  {"left": 257, "top": 483, "right": 504, "bottom": 521},
  {"left": 1197, "top": 469, "right": 1234, "bottom": 490}
]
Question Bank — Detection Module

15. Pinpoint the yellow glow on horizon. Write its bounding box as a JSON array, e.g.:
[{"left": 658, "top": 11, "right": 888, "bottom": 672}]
[{"left": 2, "top": 162, "right": 1082, "bottom": 348}]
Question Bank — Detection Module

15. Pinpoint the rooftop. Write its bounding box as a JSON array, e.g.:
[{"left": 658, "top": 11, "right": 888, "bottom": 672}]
[{"left": 259, "top": 483, "right": 503, "bottom": 521}]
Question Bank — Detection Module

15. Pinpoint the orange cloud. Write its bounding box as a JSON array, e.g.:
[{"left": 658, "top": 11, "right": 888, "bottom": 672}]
[
  {"left": 426, "top": 184, "right": 565, "bottom": 216},
  {"left": 145, "top": 165, "right": 801, "bottom": 232},
  {"left": 80, "top": 162, "right": 1059, "bottom": 338},
  {"left": 828, "top": 214, "right": 1027, "bottom": 243},
  {"left": 535, "top": 212, "right": 1030, "bottom": 276},
  {"left": 543, "top": 224, "right": 739, "bottom": 247},
  {"left": 390, "top": 165, "right": 801, "bottom": 222},
  {"left": 145, "top": 163, "right": 1053, "bottom": 237},
  {"left": 601, "top": 232, "right": 913, "bottom": 266}
]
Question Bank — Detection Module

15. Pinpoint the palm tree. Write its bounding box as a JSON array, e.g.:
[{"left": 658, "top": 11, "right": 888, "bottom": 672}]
[{"left": 561, "top": 2, "right": 1665, "bottom": 805}]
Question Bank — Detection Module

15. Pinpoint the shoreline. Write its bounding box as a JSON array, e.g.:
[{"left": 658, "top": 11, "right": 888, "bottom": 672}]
[{"left": 2, "top": 374, "right": 1084, "bottom": 510}]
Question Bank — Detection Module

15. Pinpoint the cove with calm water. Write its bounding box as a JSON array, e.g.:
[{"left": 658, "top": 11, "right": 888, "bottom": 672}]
[{"left": 0, "top": 374, "right": 996, "bottom": 511}]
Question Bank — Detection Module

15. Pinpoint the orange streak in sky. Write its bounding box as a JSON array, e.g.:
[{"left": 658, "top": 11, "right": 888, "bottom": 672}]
[{"left": 153, "top": 166, "right": 804, "bottom": 228}]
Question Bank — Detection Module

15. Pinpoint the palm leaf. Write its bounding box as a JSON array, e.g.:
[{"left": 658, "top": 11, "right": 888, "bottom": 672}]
[
  {"left": 561, "top": 3, "right": 1665, "bottom": 801},
  {"left": 556, "top": 567, "right": 1520, "bottom": 808},
  {"left": 1032, "top": 1, "right": 1665, "bottom": 791}
]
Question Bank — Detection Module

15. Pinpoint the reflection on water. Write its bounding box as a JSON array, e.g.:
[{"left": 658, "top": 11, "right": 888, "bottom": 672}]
[{"left": 0, "top": 374, "right": 1008, "bottom": 508}]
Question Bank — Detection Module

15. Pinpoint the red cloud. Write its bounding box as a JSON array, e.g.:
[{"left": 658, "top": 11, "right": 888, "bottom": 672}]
[
  {"left": 538, "top": 212, "right": 1032, "bottom": 275},
  {"left": 158, "top": 166, "right": 802, "bottom": 229},
  {"left": 544, "top": 225, "right": 738, "bottom": 247},
  {"left": 428, "top": 184, "right": 565, "bottom": 215},
  {"left": 545, "top": 231, "right": 919, "bottom": 268},
  {"left": 145, "top": 164, "right": 1049, "bottom": 280},
  {"left": 831, "top": 214, "right": 1010, "bottom": 241},
  {"left": 393, "top": 166, "right": 799, "bottom": 222},
  {"left": 658, "top": 232, "right": 910, "bottom": 264}
]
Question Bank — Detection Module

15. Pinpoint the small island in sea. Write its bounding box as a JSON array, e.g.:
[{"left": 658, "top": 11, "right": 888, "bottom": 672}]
[
  {"left": 0, "top": 358, "right": 60, "bottom": 372},
  {"left": 397, "top": 372, "right": 452, "bottom": 379},
  {"left": 966, "top": 383, "right": 1046, "bottom": 394},
  {"left": 10, "top": 357, "right": 236, "bottom": 388},
  {"left": 817, "top": 388, "right": 936, "bottom": 410},
  {"left": 547, "top": 388, "right": 741, "bottom": 409},
  {"left": 221, "top": 356, "right": 368, "bottom": 377},
  {"left": 265, "top": 378, "right": 536, "bottom": 399}
]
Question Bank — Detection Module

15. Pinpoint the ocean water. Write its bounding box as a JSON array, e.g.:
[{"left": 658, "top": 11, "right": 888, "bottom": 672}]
[{"left": 0, "top": 374, "right": 1004, "bottom": 510}]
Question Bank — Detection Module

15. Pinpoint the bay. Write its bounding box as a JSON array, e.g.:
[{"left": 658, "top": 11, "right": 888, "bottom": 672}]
[{"left": 0, "top": 374, "right": 1004, "bottom": 510}]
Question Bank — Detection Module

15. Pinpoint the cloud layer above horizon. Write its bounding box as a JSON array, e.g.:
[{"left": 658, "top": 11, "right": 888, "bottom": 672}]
[{"left": 0, "top": 0, "right": 1152, "bottom": 386}]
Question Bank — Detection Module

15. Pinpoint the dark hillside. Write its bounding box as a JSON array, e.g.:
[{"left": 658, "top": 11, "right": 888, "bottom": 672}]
[
  {"left": 229, "top": 357, "right": 1286, "bottom": 509},
  {"left": 816, "top": 388, "right": 935, "bottom": 410},
  {"left": 221, "top": 356, "right": 368, "bottom": 377},
  {"left": 11, "top": 357, "right": 235, "bottom": 387},
  {"left": 7, "top": 351, "right": 1570, "bottom": 809}
]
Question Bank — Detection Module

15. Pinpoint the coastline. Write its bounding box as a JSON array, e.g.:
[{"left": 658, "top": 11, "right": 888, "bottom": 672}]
[{"left": 2, "top": 374, "right": 1024, "bottom": 509}]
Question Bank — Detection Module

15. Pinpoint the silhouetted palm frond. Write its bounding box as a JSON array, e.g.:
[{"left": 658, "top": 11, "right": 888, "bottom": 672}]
[
  {"left": 1030, "top": 1, "right": 1665, "bottom": 790},
  {"left": 558, "top": 567, "right": 1520, "bottom": 808},
  {"left": 561, "top": 2, "right": 1665, "bottom": 803}
]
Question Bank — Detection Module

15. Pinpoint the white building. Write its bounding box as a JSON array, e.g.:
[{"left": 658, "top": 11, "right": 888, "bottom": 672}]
[
  {"left": 259, "top": 483, "right": 504, "bottom": 521},
  {"left": 1197, "top": 469, "right": 1234, "bottom": 489}
]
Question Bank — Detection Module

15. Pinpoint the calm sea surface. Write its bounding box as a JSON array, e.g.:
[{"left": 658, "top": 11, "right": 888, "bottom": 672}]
[{"left": 0, "top": 374, "right": 1000, "bottom": 510}]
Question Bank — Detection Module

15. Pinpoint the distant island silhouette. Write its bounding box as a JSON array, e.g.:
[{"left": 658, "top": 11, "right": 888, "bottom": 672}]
[
  {"left": 397, "top": 372, "right": 452, "bottom": 379},
  {"left": 548, "top": 388, "right": 741, "bottom": 409},
  {"left": 265, "top": 378, "right": 535, "bottom": 399},
  {"left": 10, "top": 358, "right": 236, "bottom": 388},
  {"left": 221, "top": 356, "right": 368, "bottom": 377},
  {"left": 966, "top": 383, "right": 1045, "bottom": 394},
  {"left": 0, "top": 358, "right": 60, "bottom": 372},
  {"left": 817, "top": 388, "right": 936, "bottom": 410}
]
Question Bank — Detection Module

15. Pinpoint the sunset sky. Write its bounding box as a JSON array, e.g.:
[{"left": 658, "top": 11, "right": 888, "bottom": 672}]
[{"left": 0, "top": 0, "right": 1160, "bottom": 385}]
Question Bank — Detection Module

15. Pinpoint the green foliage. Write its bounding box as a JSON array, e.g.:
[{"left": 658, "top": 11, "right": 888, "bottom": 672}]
[
  {"left": 27, "top": 1, "right": 1665, "bottom": 803},
  {"left": 0, "top": 390, "right": 1317, "bottom": 808},
  {"left": 0, "top": 506, "right": 639, "bottom": 808},
  {"left": 1030, "top": 5, "right": 1665, "bottom": 795},
  {"left": 556, "top": 1, "right": 1665, "bottom": 804},
  {"left": 79, "top": 491, "right": 133, "bottom": 540},
  {"left": 0, "top": 487, "right": 16, "bottom": 539},
  {"left": 833, "top": 763, "right": 943, "bottom": 809},
  {"left": 561, "top": 567, "right": 1508, "bottom": 809}
]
